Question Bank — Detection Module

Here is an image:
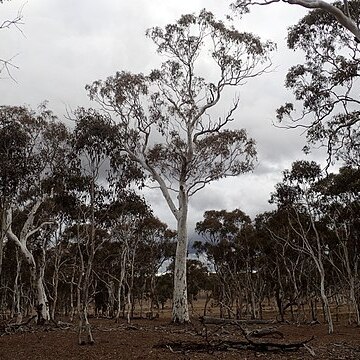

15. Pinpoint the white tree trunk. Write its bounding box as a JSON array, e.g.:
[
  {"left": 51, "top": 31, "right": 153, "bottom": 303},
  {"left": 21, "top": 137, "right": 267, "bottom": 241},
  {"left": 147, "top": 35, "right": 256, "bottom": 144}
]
[
  {"left": 35, "top": 273, "right": 50, "bottom": 321},
  {"left": 5, "top": 205, "right": 51, "bottom": 322},
  {"left": 349, "top": 276, "right": 360, "bottom": 325},
  {"left": 172, "top": 185, "right": 189, "bottom": 323},
  {"left": 0, "top": 208, "right": 6, "bottom": 276},
  {"left": 20, "top": 246, "right": 49, "bottom": 322},
  {"left": 318, "top": 261, "right": 333, "bottom": 334},
  {"left": 35, "top": 248, "right": 50, "bottom": 321}
]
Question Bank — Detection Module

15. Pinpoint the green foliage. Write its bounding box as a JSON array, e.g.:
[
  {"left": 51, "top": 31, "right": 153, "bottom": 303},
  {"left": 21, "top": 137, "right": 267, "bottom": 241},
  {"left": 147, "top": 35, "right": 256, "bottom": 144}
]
[
  {"left": 279, "top": 1, "right": 360, "bottom": 165},
  {"left": 87, "top": 10, "right": 274, "bottom": 199}
]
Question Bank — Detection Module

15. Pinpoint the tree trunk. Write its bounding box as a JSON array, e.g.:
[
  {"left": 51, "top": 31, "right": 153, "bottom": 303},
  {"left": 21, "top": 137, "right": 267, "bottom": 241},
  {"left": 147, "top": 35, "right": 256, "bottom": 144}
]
[
  {"left": 78, "top": 304, "right": 94, "bottom": 345},
  {"left": 5, "top": 203, "right": 51, "bottom": 322},
  {"left": 11, "top": 249, "right": 22, "bottom": 319},
  {"left": 69, "top": 265, "right": 76, "bottom": 322},
  {"left": 106, "top": 281, "right": 115, "bottom": 318},
  {"left": 17, "top": 242, "right": 50, "bottom": 322},
  {"left": 275, "top": 289, "right": 284, "bottom": 322},
  {"left": 150, "top": 272, "right": 156, "bottom": 315},
  {"left": 35, "top": 246, "right": 50, "bottom": 321},
  {"left": 349, "top": 276, "right": 360, "bottom": 325},
  {"left": 76, "top": 247, "right": 95, "bottom": 345},
  {"left": 172, "top": 185, "right": 189, "bottom": 323},
  {"left": 115, "top": 248, "right": 127, "bottom": 322},
  {"left": 35, "top": 268, "right": 50, "bottom": 322},
  {"left": 319, "top": 269, "right": 333, "bottom": 334},
  {"left": 115, "top": 283, "right": 123, "bottom": 321},
  {"left": 0, "top": 207, "right": 6, "bottom": 277},
  {"left": 51, "top": 263, "right": 59, "bottom": 320}
]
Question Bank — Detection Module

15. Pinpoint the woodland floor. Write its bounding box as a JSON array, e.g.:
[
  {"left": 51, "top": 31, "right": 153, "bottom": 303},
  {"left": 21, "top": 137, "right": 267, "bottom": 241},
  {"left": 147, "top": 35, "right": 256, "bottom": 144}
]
[{"left": 1, "top": 309, "right": 360, "bottom": 359}]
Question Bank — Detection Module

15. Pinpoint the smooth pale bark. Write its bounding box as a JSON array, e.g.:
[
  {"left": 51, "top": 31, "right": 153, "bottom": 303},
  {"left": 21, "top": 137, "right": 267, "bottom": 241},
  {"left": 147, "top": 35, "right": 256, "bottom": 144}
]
[
  {"left": 349, "top": 276, "right": 360, "bottom": 325},
  {"left": 35, "top": 247, "right": 50, "bottom": 322},
  {"left": 0, "top": 209, "right": 6, "bottom": 276},
  {"left": 76, "top": 244, "right": 95, "bottom": 344},
  {"left": 12, "top": 249, "right": 21, "bottom": 319},
  {"left": 140, "top": 160, "right": 191, "bottom": 323},
  {"left": 300, "top": 209, "right": 334, "bottom": 334},
  {"left": 115, "top": 250, "right": 126, "bottom": 321},
  {"left": 238, "top": 0, "right": 360, "bottom": 41},
  {"left": 5, "top": 204, "right": 51, "bottom": 321},
  {"left": 77, "top": 175, "right": 96, "bottom": 344},
  {"left": 172, "top": 184, "right": 190, "bottom": 323},
  {"left": 287, "top": 0, "right": 360, "bottom": 41},
  {"left": 51, "top": 254, "right": 60, "bottom": 320},
  {"left": 77, "top": 236, "right": 95, "bottom": 344},
  {"left": 310, "top": 215, "right": 334, "bottom": 334},
  {"left": 318, "top": 261, "right": 333, "bottom": 334},
  {"left": 51, "top": 268, "right": 59, "bottom": 320},
  {"left": 69, "top": 265, "right": 76, "bottom": 322},
  {"left": 106, "top": 281, "right": 115, "bottom": 317},
  {"left": 335, "top": 222, "right": 360, "bottom": 325},
  {"left": 35, "top": 272, "right": 50, "bottom": 321}
]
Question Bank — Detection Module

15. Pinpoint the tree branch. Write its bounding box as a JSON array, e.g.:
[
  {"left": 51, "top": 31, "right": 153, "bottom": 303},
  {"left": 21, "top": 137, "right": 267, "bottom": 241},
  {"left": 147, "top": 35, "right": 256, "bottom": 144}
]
[{"left": 234, "top": 0, "right": 360, "bottom": 41}]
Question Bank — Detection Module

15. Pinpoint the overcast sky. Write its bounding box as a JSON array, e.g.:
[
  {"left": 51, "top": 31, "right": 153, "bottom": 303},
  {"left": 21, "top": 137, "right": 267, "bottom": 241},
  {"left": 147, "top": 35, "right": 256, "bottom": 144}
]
[{"left": 1, "top": 0, "right": 327, "bottom": 231}]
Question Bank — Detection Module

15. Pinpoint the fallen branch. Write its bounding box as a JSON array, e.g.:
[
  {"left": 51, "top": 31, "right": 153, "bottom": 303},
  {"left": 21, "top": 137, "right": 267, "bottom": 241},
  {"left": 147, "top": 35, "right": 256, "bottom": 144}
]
[
  {"left": 7, "top": 315, "right": 37, "bottom": 328},
  {"left": 155, "top": 335, "right": 314, "bottom": 354},
  {"left": 200, "top": 316, "right": 272, "bottom": 325},
  {"left": 245, "top": 335, "right": 315, "bottom": 352},
  {"left": 247, "top": 327, "right": 284, "bottom": 339},
  {"left": 179, "top": 315, "right": 315, "bottom": 355}
]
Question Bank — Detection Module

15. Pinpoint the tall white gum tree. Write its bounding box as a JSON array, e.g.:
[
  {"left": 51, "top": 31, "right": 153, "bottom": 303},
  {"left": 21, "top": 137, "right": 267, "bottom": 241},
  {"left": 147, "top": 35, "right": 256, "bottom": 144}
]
[{"left": 87, "top": 10, "right": 274, "bottom": 323}]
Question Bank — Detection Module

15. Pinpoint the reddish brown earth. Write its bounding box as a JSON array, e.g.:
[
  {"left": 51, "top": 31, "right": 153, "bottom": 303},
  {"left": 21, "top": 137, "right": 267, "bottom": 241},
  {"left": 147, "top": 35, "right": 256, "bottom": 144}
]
[{"left": 1, "top": 316, "right": 360, "bottom": 359}]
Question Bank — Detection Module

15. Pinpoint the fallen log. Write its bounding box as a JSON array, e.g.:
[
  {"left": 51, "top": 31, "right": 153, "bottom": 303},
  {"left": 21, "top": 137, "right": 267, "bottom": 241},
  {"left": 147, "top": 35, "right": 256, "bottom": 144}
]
[
  {"left": 245, "top": 335, "right": 315, "bottom": 352},
  {"left": 247, "top": 327, "right": 284, "bottom": 339},
  {"left": 200, "top": 316, "right": 272, "bottom": 325},
  {"left": 155, "top": 336, "right": 315, "bottom": 354},
  {"left": 193, "top": 315, "right": 315, "bottom": 356},
  {"left": 7, "top": 315, "right": 37, "bottom": 328}
]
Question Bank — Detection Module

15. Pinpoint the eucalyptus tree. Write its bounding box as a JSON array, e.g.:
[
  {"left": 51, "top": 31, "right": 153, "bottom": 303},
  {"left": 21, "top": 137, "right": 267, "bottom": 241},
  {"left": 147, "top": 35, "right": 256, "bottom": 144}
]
[
  {"left": 195, "top": 209, "right": 255, "bottom": 318},
  {"left": 70, "top": 108, "right": 115, "bottom": 344},
  {"left": 274, "top": 1, "right": 360, "bottom": 165},
  {"left": 255, "top": 210, "right": 314, "bottom": 322},
  {"left": 87, "top": 10, "right": 274, "bottom": 323},
  {"left": 270, "top": 160, "right": 335, "bottom": 333},
  {"left": 102, "top": 191, "right": 154, "bottom": 323},
  {"left": 0, "top": 106, "right": 30, "bottom": 275},
  {"left": 1, "top": 105, "right": 70, "bottom": 322},
  {"left": 315, "top": 166, "right": 360, "bottom": 324},
  {"left": 133, "top": 216, "right": 176, "bottom": 317}
]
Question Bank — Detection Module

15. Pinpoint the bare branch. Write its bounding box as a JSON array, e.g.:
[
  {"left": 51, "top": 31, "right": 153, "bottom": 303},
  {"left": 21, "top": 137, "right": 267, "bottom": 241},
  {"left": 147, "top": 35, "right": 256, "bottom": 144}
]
[{"left": 0, "top": 2, "right": 26, "bottom": 80}]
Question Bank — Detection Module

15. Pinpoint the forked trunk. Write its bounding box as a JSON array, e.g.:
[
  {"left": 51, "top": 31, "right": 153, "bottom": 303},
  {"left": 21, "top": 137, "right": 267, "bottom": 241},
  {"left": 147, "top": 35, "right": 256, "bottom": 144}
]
[
  {"left": 17, "top": 243, "right": 49, "bottom": 322},
  {"left": 78, "top": 305, "right": 95, "bottom": 345}
]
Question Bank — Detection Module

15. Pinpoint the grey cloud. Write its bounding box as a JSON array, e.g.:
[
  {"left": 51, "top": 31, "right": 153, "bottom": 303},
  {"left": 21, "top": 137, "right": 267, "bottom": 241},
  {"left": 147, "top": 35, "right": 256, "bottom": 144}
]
[{"left": 1, "top": 0, "right": 326, "bottom": 231}]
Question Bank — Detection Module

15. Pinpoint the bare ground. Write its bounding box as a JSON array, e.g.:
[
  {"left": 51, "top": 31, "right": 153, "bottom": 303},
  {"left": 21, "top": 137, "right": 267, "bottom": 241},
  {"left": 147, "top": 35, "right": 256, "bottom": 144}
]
[{"left": 1, "top": 316, "right": 360, "bottom": 359}]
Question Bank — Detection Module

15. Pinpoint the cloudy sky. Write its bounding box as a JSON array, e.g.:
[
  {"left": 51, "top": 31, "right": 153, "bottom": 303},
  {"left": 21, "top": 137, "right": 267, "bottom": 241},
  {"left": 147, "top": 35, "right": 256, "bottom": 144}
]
[{"left": 1, "top": 0, "right": 327, "bottom": 231}]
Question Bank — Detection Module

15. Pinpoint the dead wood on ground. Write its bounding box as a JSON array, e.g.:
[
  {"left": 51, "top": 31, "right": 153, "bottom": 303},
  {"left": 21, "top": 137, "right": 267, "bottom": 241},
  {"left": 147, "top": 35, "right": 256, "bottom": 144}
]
[
  {"left": 155, "top": 316, "right": 315, "bottom": 355},
  {"left": 200, "top": 315, "right": 272, "bottom": 325}
]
